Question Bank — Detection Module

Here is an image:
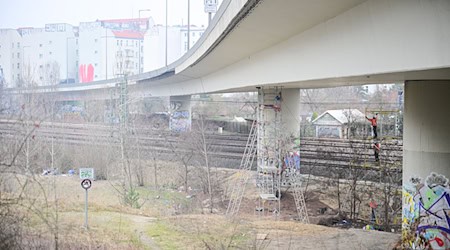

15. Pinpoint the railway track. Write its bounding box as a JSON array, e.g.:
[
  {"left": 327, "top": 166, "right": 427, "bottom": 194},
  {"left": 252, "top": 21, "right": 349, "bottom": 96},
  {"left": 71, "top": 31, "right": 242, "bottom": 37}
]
[{"left": 0, "top": 119, "right": 403, "bottom": 178}]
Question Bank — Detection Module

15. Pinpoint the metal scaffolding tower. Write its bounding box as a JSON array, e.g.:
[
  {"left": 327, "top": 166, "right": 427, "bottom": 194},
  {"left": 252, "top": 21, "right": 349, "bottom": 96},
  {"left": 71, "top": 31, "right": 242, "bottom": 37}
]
[
  {"left": 256, "top": 87, "right": 282, "bottom": 217},
  {"left": 225, "top": 86, "right": 308, "bottom": 222},
  {"left": 255, "top": 87, "right": 308, "bottom": 222}
]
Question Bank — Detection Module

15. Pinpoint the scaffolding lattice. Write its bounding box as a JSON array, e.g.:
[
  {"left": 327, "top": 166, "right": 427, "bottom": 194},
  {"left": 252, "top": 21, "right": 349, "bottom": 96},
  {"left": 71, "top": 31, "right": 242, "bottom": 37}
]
[
  {"left": 226, "top": 87, "right": 309, "bottom": 222},
  {"left": 256, "top": 87, "right": 282, "bottom": 216},
  {"left": 292, "top": 173, "right": 309, "bottom": 223},
  {"left": 226, "top": 120, "right": 258, "bottom": 217}
]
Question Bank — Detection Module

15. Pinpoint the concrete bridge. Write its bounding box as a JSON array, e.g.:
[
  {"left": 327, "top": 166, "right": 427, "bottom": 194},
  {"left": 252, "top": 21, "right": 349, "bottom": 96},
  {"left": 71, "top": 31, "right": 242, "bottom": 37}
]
[{"left": 3, "top": 0, "right": 450, "bottom": 241}]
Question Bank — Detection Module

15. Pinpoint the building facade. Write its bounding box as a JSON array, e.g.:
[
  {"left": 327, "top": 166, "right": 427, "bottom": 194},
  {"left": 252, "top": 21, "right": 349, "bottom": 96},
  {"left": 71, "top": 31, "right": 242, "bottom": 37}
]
[
  {"left": 78, "top": 18, "right": 152, "bottom": 82},
  {"left": 1, "top": 18, "right": 206, "bottom": 87},
  {"left": 0, "top": 24, "right": 78, "bottom": 88}
]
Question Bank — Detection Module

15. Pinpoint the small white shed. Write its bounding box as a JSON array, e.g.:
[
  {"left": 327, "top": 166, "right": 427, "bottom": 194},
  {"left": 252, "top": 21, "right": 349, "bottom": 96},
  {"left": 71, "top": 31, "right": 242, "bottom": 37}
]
[{"left": 312, "top": 109, "right": 366, "bottom": 139}]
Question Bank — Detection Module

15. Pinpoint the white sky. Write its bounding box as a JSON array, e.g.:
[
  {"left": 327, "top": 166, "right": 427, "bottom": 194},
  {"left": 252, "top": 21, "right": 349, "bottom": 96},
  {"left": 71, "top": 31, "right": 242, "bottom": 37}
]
[{"left": 0, "top": 0, "right": 216, "bottom": 29}]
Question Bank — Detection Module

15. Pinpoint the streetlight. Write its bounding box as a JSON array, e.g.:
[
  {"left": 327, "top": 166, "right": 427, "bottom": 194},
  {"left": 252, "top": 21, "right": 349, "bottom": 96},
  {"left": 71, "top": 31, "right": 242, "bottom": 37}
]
[
  {"left": 187, "top": 0, "right": 190, "bottom": 50},
  {"left": 101, "top": 31, "right": 110, "bottom": 80},
  {"left": 101, "top": 34, "right": 115, "bottom": 80},
  {"left": 165, "top": 0, "right": 168, "bottom": 66},
  {"left": 138, "top": 9, "right": 151, "bottom": 74}
]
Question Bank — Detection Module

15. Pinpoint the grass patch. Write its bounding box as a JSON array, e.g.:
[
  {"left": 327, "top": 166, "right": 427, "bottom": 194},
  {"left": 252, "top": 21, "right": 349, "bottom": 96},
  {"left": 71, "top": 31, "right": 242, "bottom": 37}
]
[
  {"left": 147, "top": 221, "right": 184, "bottom": 250},
  {"left": 147, "top": 216, "right": 251, "bottom": 249},
  {"left": 136, "top": 187, "right": 194, "bottom": 215}
]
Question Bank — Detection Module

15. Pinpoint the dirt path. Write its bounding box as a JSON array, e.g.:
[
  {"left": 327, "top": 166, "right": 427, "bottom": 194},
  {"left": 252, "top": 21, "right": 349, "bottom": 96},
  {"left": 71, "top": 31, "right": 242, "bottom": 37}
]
[
  {"left": 127, "top": 215, "right": 161, "bottom": 250},
  {"left": 261, "top": 228, "right": 399, "bottom": 249}
]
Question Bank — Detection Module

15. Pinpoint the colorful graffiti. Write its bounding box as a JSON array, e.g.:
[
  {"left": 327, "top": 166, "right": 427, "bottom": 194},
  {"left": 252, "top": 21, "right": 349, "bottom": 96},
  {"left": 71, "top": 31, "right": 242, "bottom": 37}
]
[
  {"left": 403, "top": 172, "right": 450, "bottom": 249},
  {"left": 283, "top": 152, "right": 300, "bottom": 171},
  {"left": 79, "top": 64, "right": 94, "bottom": 83},
  {"left": 170, "top": 110, "right": 190, "bottom": 132}
]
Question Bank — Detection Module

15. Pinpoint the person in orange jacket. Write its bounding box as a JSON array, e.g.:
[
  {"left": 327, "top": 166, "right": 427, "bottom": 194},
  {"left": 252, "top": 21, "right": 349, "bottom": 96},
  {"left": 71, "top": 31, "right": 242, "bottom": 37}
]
[{"left": 366, "top": 113, "right": 378, "bottom": 138}]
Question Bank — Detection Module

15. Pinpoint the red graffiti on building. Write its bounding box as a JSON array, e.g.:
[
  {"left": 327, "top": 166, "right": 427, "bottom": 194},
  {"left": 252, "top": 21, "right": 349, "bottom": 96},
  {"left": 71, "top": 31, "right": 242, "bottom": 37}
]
[{"left": 79, "top": 64, "right": 94, "bottom": 83}]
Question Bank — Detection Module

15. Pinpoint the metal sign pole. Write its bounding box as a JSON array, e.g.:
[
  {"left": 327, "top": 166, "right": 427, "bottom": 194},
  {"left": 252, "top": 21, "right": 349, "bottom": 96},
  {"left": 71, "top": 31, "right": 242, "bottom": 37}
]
[
  {"left": 81, "top": 179, "right": 92, "bottom": 229},
  {"left": 85, "top": 188, "right": 88, "bottom": 229}
]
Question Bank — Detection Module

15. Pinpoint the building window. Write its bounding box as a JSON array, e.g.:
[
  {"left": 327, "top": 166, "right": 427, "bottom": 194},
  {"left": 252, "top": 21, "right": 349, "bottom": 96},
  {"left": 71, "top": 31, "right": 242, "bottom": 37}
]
[
  {"left": 94, "top": 63, "right": 98, "bottom": 67},
  {"left": 17, "top": 42, "right": 20, "bottom": 48},
  {"left": 192, "top": 32, "right": 196, "bottom": 37},
  {"left": 17, "top": 52, "right": 20, "bottom": 59},
  {"left": 184, "top": 42, "right": 188, "bottom": 51},
  {"left": 17, "top": 74, "right": 20, "bottom": 79},
  {"left": 95, "top": 39, "right": 98, "bottom": 43},
  {"left": 49, "top": 40, "right": 52, "bottom": 44},
  {"left": 39, "top": 44, "right": 43, "bottom": 47},
  {"left": 11, "top": 43, "right": 14, "bottom": 48},
  {"left": 117, "top": 40, "right": 119, "bottom": 46},
  {"left": 39, "top": 54, "right": 43, "bottom": 59},
  {"left": 49, "top": 51, "right": 52, "bottom": 55},
  {"left": 94, "top": 50, "right": 98, "bottom": 54},
  {"left": 141, "top": 45, "right": 143, "bottom": 53},
  {"left": 40, "top": 76, "right": 43, "bottom": 80},
  {"left": 95, "top": 75, "right": 98, "bottom": 78},
  {"left": 76, "top": 50, "right": 79, "bottom": 56},
  {"left": 39, "top": 65, "right": 43, "bottom": 69},
  {"left": 17, "top": 63, "right": 20, "bottom": 69},
  {"left": 184, "top": 33, "right": 187, "bottom": 37},
  {"left": 200, "top": 32, "right": 203, "bottom": 36},
  {"left": 76, "top": 39, "right": 78, "bottom": 45}
]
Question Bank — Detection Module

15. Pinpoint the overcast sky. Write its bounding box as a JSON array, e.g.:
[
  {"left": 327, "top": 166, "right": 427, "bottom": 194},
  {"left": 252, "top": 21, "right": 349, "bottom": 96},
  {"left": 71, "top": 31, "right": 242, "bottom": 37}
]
[{"left": 0, "top": 0, "right": 217, "bottom": 29}]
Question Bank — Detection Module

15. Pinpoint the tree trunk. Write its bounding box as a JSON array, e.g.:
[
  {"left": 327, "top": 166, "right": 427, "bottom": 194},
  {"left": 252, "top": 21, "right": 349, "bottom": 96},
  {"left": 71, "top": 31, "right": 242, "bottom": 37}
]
[{"left": 153, "top": 157, "right": 158, "bottom": 190}]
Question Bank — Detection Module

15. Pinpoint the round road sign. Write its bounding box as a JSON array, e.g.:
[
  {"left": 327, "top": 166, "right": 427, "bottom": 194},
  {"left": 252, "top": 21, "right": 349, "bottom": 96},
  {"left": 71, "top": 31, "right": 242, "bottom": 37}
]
[{"left": 81, "top": 179, "right": 92, "bottom": 190}]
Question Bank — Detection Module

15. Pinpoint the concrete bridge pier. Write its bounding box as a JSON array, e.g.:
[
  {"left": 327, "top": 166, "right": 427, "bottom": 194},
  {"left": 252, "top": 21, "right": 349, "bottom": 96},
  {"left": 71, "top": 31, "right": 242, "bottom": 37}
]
[
  {"left": 402, "top": 80, "right": 450, "bottom": 246},
  {"left": 403, "top": 81, "right": 450, "bottom": 181},
  {"left": 281, "top": 88, "right": 301, "bottom": 137},
  {"left": 169, "top": 95, "right": 192, "bottom": 132}
]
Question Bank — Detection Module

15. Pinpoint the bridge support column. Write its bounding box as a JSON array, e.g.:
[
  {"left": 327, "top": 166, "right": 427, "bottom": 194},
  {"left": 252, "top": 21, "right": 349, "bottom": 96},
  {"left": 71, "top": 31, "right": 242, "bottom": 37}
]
[
  {"left": 281, "top": 88, "right": 300, "bottom": 136},
  {"left": 169, "top": 95, "right": 191, "bottom": 132},
  {"left": 403, "top": 81, "right": 450, "bottom": 180},
  {"left": 402, "top": 80, "right": 450, "bottom": 247}
]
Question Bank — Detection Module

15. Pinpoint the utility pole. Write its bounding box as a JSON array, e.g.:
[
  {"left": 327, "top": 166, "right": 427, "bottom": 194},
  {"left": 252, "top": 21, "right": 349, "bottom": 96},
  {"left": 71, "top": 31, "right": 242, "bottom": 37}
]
[
  {"left": 187, "top": 0, "right": 190, "bottom": 50},
  {"left": 105, "top": 30, "right": 108, "bottom": 79},
  {"left": 138, "top": 9, "right": 151, "bottom": 73}
]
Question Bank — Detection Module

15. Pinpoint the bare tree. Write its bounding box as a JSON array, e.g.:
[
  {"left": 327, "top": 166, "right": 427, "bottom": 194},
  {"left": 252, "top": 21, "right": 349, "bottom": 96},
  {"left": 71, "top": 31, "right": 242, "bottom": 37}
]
[
  {"left": 166, "top": 132, "right": 194, "bottom": 193},
  {"left": 191, "top": 115, "right": 217, "bottom": 213}
]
